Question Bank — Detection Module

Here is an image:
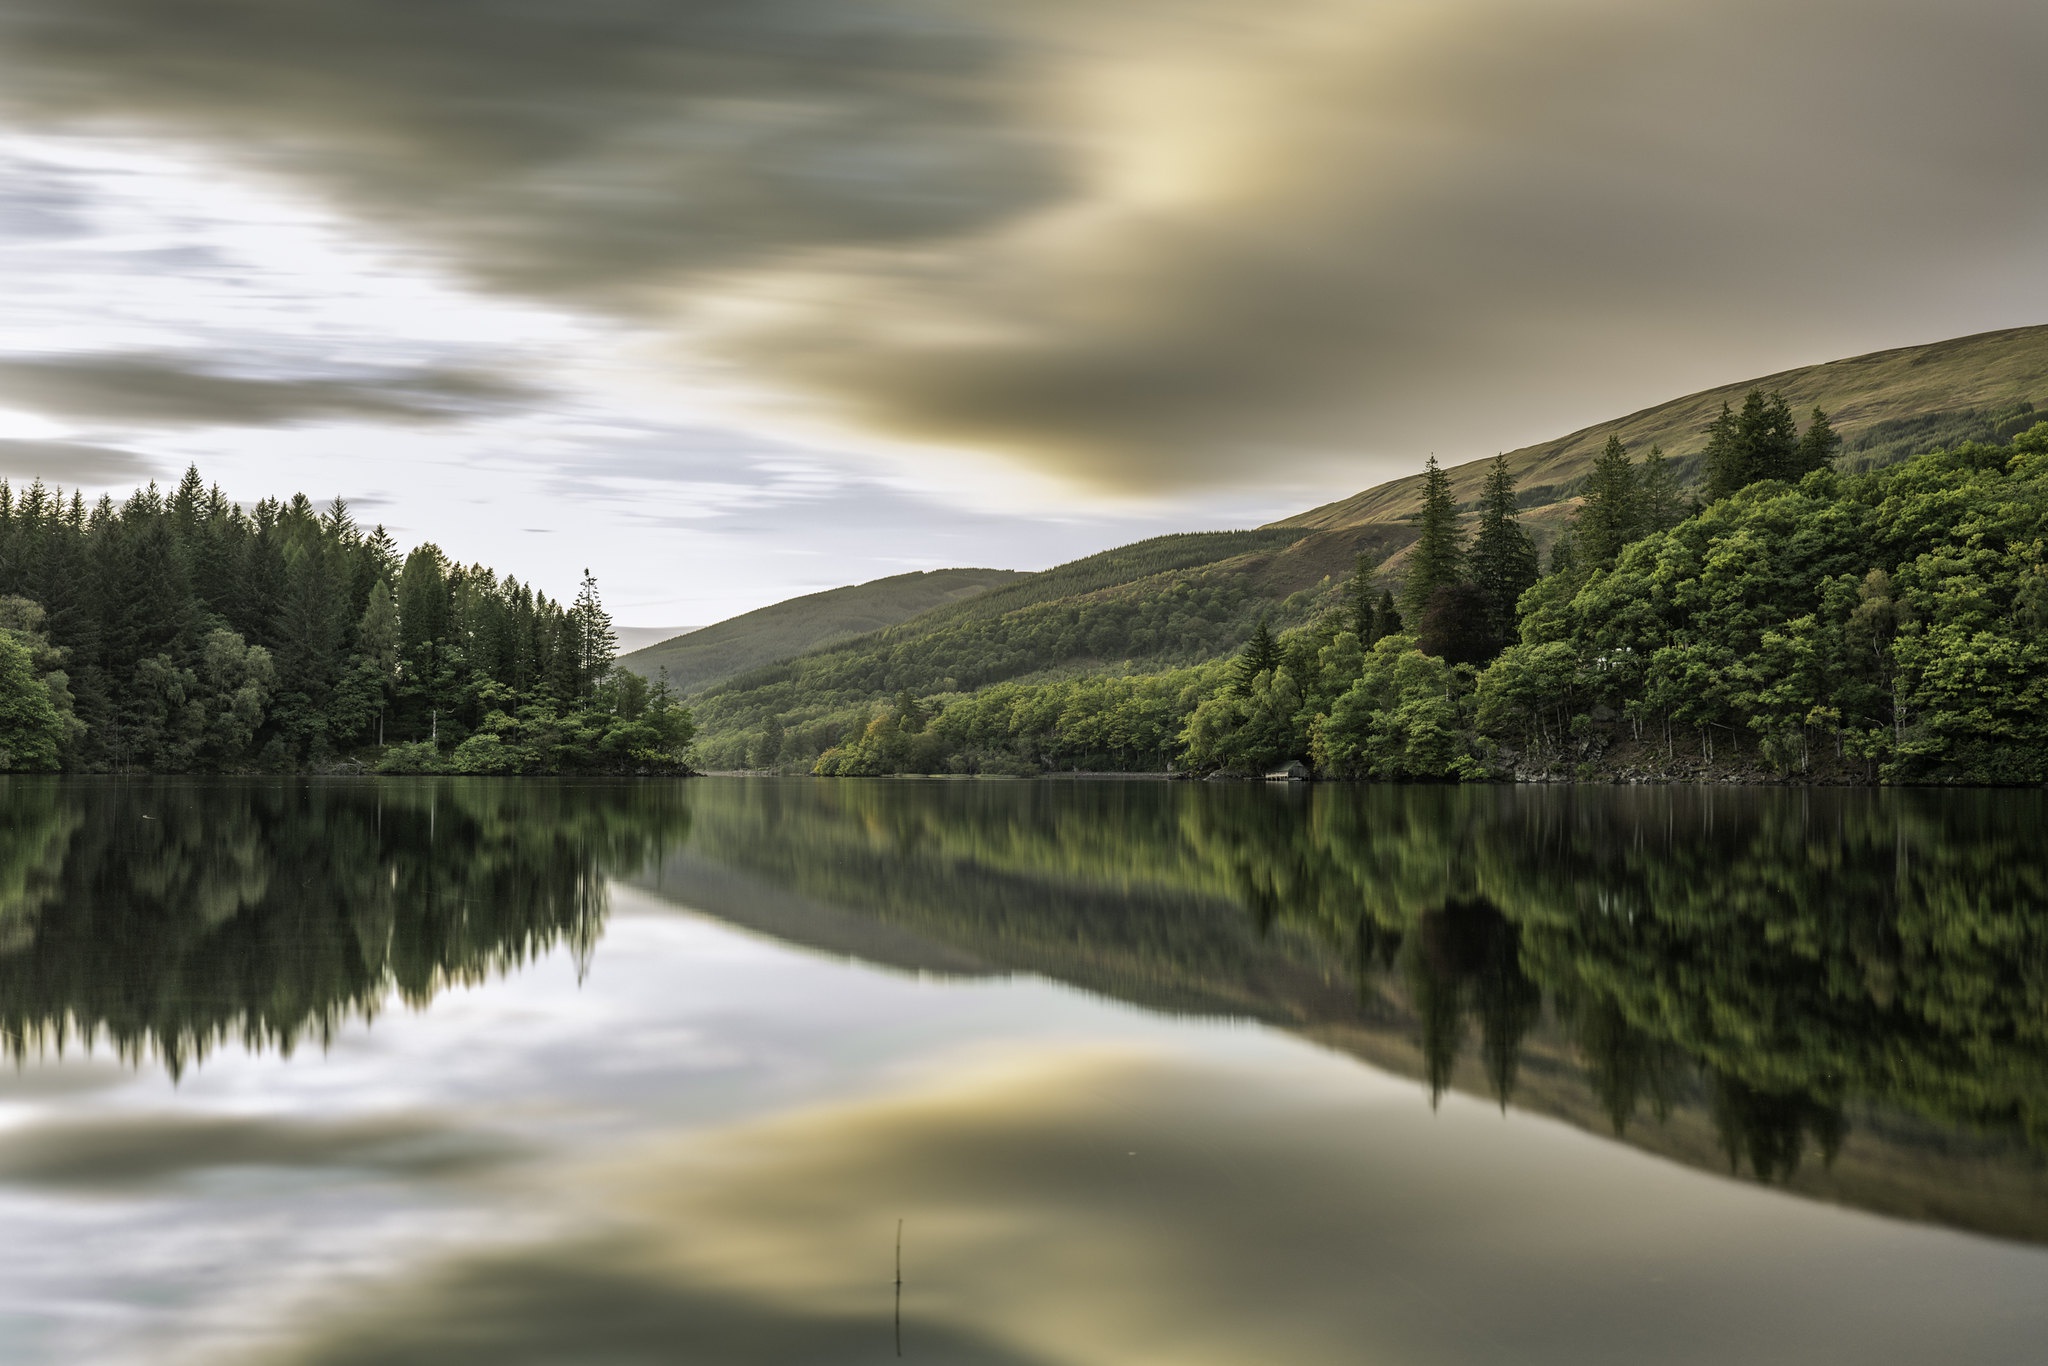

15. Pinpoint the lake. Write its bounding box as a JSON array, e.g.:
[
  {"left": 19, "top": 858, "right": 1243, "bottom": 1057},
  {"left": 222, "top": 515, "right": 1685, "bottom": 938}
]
[{"left": 0, "top": 776, "right": 2044, "bottom": 1365}]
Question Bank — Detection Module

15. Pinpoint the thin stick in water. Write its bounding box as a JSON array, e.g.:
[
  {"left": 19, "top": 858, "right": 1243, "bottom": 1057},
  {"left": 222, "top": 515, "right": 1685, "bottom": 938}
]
[{"left": 895, "top": 1218, "right": 904, "bottom": 1358}]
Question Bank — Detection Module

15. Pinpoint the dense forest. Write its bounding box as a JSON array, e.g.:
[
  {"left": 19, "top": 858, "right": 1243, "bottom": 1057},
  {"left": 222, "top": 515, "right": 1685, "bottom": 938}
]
[
  {"left": 786, "top": 395, "right": 2048, "bottom": 784},
  {"left": 0, "top": 468, "right": 693, "bottom": 773}
]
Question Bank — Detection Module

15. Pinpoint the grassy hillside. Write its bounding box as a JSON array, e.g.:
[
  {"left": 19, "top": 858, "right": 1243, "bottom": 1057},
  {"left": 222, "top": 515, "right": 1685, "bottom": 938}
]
[
  {"left": 618, "top": 567, "right": 1025, "bottom": 693},
  {"left": 689, "top": 524, "right": 1414, "bottom": 768},
  {"left": 1275, "top": 323, "right": 2048, "bottom": 539}
]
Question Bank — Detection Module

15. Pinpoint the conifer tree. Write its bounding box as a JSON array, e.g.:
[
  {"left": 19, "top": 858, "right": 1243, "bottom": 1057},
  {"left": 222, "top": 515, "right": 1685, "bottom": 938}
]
[
  {"left": 1402, "top": 456, "right": 1466, "bottom": 620},
  {"left": 1232, "top": 615, "right": 1280, "bottom": 694},
  {"left": 1346, "top": 555, "right": 1378, "bottom": 641},
  {"left": 1575, "top": 434, "right": 1642, "bottom": 569},
  {"left": 570, "top": 569, "right": 616, "bottom": 699},
  {"left": 1638, "top": 443, "right": 1684, "bottom": 533},
  {"left": 1374, "top": 590, "right": 1402, "bottom": 640},
  {"left": 1793, "top": 406, "right": 1842, "bottom": 479},
  {"left": 1469, "top": 454, "right": 1538, "bottom": 652}
]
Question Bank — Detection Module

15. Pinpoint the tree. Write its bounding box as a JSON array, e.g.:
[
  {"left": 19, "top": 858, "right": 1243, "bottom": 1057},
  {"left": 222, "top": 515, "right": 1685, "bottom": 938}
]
[
  {"left": 1793, "top": 406, "right": 1842, "bottom": 480},
  {"left": 0, "top": 632, "right": 65, "bottom": 770},
  {"left": 1232, "top": 615, "right": 1280, "bottom": 694},
  {"left": 1704, "top": 389, "right": 1800, "bottom": 499},
  {"left": 569, "top": 569, "right": 616, "bottom": 699},
  {"left": 1402, "top": 455, "right": 1466, "bottom": 620},
  {"left": 1417, "top": 582, "right": 1495, "bottom": 666},
  {"left": 1575, "top": 435, "right": 1641, "bottom": 568},
  {"left": 1469, "top": 454, "right": 1538, "bottom": 654},
  {"left": 1347, "top": 555, "right": 1379, "bottom": 642},
  {"left": 1639, "top": 444, "right": 1684, "bottom": 533}
]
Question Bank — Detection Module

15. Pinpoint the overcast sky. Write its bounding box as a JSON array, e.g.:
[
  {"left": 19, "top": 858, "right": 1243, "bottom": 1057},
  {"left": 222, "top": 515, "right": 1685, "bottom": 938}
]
[{"left": 0, "top": 1, "right": 2044, "bottom": 625}]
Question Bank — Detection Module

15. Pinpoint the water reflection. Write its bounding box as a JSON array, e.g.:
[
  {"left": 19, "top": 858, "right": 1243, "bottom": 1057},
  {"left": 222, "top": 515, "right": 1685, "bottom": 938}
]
[
  {"left": 0, "top": 777, "right": 689, "bottom": 1074},
  {"left": 3, "top": 776, "right": 2045, "bottom": 1240},
  {"left": 651, "top": 780, "right": 2048, "bottom": 1236}
]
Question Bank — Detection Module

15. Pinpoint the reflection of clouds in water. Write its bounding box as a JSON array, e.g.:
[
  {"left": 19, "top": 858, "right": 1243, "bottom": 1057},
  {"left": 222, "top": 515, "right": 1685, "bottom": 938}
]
[
  {"left": 257, "top": 1049, "right": 2048, "bottom": 1366},
  {"left": 0, "top": 1112, "right": 527, "bottom": 1190}
]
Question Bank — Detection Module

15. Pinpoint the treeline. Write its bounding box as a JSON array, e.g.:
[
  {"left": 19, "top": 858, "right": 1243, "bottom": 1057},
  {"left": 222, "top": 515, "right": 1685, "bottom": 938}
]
[
  {"left": 798, "top": 392, "right": 2048, "bottom": 784},
  {"left": 0, "top": 468, "right": 693, "bottom": 773}
]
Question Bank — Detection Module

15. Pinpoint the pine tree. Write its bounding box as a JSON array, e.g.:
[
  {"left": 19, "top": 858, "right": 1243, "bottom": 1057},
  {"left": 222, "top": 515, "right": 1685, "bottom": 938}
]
[
  {"left": 1346, "top": 555, "right": 1378, "bottom": 641},
  {"left": 1638, "top": 443, "right": 1684, "bottom": 533},
  {"left": 1232, "top": 615, "right": 1280, "bottom": 694},
  {"left": 1792, "top": 406, "right": 1841, "bottom": 479},
  {"left": 1705, "top": 389, "right": 1801, "bottom": 498},
  {"left": 1469, "top": 454, "right": 1538, "bottom": 653},
  {"left": 1575, "top": 434, "right": 1642, "bottom": 569},
  {"left": 1402, "top": 455, "right": 1466, "bottom": 620},
  {"left": 569, "top": 569, "right": 616, "bottom": 699},
  {"left": 1374, "top": 590, "right": 1402, "bottom": 640},
  {"left": 1700, "top": 402, "right": 1742, "bottom": 501}
]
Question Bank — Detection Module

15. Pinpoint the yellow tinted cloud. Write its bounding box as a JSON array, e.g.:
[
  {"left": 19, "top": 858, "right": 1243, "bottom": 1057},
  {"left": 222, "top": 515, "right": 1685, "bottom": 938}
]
[
  {"left": 255, "top": 1047, "right": 2048, "bottom": 1366},
  {"left": 3, "top": 1, "right": 2044, "bottom": 491}
]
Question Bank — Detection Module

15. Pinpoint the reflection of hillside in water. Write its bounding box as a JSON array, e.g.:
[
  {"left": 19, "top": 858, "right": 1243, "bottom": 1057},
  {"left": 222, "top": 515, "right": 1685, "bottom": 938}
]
[
  {"left": 0, "top": 778, "right": 692, "bottom": 1075},
  {"left": 651, "top": 779, "right": 2048, "bottom": 1242}
]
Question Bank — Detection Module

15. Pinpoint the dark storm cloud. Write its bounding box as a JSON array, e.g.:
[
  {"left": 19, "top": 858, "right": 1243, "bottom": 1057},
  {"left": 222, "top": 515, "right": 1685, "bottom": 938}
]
[
  {"left": 0, "top": 437, "right": 156, "bottom": 484},
  {"left": 1, "top": 0, "right": 2044, "bottom": 489},
  {"left": 0, "top": 352, "right": 538, "bottom": 427}
]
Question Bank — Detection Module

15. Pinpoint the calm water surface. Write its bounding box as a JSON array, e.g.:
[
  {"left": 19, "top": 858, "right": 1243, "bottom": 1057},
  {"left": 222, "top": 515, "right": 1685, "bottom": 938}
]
[{"left": 0, "top": 776, "right": 2044, "bottom": 1364}]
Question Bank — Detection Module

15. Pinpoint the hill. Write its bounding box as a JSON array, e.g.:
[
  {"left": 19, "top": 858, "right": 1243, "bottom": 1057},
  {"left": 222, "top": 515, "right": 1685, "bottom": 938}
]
[
  {"left": 684, "top": 323, "right": 2048, "bottom": 774},
  {"left": 1274, "top": 323, "right": 2048, "bottom": 547},
  {"left": 686, "top": 524, "right": 1414, "bottom": 768},
  {"left": 618, "top": 567, "right": 1026, "bottom": 694}
]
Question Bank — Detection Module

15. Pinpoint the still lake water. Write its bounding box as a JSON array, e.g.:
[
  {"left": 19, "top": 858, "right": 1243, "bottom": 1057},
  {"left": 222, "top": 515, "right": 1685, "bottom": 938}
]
[{"left": 0, "top": 776, "right": 2045, "bottom": 1365}]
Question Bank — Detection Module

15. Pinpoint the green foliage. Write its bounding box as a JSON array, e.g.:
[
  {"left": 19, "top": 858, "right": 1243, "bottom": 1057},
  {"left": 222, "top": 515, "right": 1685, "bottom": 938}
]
[
  {"left": 1401, "top": 455, "right": 1466, "bottom": 619},
  {"left": 1701, "top": 390, "right": 1838, "bottom": 501},
  {"left": 1574, "top": 434, "right": 1641, "bottom": 568},
  {"left": 1313, "top": 636, "right": 1483, "bottom": 780},
  {"left": 768, "top": 431, "right": 2048, "bottom": 785},
  {"left": 690, "top": 527, "right": 1340, "bottom": 771},
  {"left": 0, "top": 632, "right": 64, "bottom": 771},
  {"left": 1469, "top": 454, "right": 1538, "bottom": 650},
  {"left": 0, "top": 468, "right": 684, "bottom": 774}
]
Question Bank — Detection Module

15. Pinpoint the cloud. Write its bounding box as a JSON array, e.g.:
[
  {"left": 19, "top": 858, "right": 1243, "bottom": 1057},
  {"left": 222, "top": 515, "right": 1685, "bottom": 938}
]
[
  {"left": 1, "top": 1, "right": 2045, "bottom": 490},
  {"left": 0, "top": 436, "right": 156, "bottom": 484},
  {"left": 0, "top": 352, "right": 538, "bottom": 427},
  {"left": 0, "top": 1111, "right": 525, "bottom": 1189},
  {"left": 250, "top": 1049, "right": 2048, "bottom": 1366}
]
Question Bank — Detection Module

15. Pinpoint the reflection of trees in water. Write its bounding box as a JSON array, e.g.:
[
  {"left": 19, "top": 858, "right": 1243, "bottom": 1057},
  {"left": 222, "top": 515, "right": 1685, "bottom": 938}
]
[
  {"left": 1178, "top": 784, "right": 2048, "bottom": 1180},
  {"left": 0, "top": 778, "right": 692, "bottom": 1075},
  {"left": 698, "top": 779, "right": 2048, "bottom": 1181}
]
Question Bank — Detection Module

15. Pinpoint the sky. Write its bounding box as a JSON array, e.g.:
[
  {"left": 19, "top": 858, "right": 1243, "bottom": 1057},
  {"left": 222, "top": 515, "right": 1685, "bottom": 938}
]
[{"left": 0, "top": 1, "right": 2044, "bottom": 626}]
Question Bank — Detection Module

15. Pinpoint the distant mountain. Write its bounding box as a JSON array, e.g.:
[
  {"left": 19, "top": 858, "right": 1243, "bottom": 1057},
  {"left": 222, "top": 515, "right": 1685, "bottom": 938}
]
[
  {"left": 1273, "top": 324, "right": 2048, "bottom": 563},
  {"left": 613, "top": 625, "right": 699, "bottom": 655},
  {"left": 618, "top": 568, "right": 1026, "bottom": 694}
]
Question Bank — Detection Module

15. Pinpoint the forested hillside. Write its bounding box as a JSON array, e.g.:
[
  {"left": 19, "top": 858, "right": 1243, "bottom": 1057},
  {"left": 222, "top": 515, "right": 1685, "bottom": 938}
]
[
  {"left": 618, "top": 567, "right": 1025, "bottom": 694},
  {"left": 691, "top": 328, "right": 2048, "bottom": 784},
  {"left": 689, "top": 524, "right": 1413, "bottom": 770},
  {"left": 710, "top": 399, "right": 2048, "bottom": 784},
  {"left": 0, "top": 469, "right": 691, "bottom": 774}
]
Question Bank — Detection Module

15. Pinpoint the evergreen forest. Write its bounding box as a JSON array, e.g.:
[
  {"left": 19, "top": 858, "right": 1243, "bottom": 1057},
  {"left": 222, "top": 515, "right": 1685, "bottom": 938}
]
[{"left": 0, "top": 468, "right": 693, "bottom": 773}]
